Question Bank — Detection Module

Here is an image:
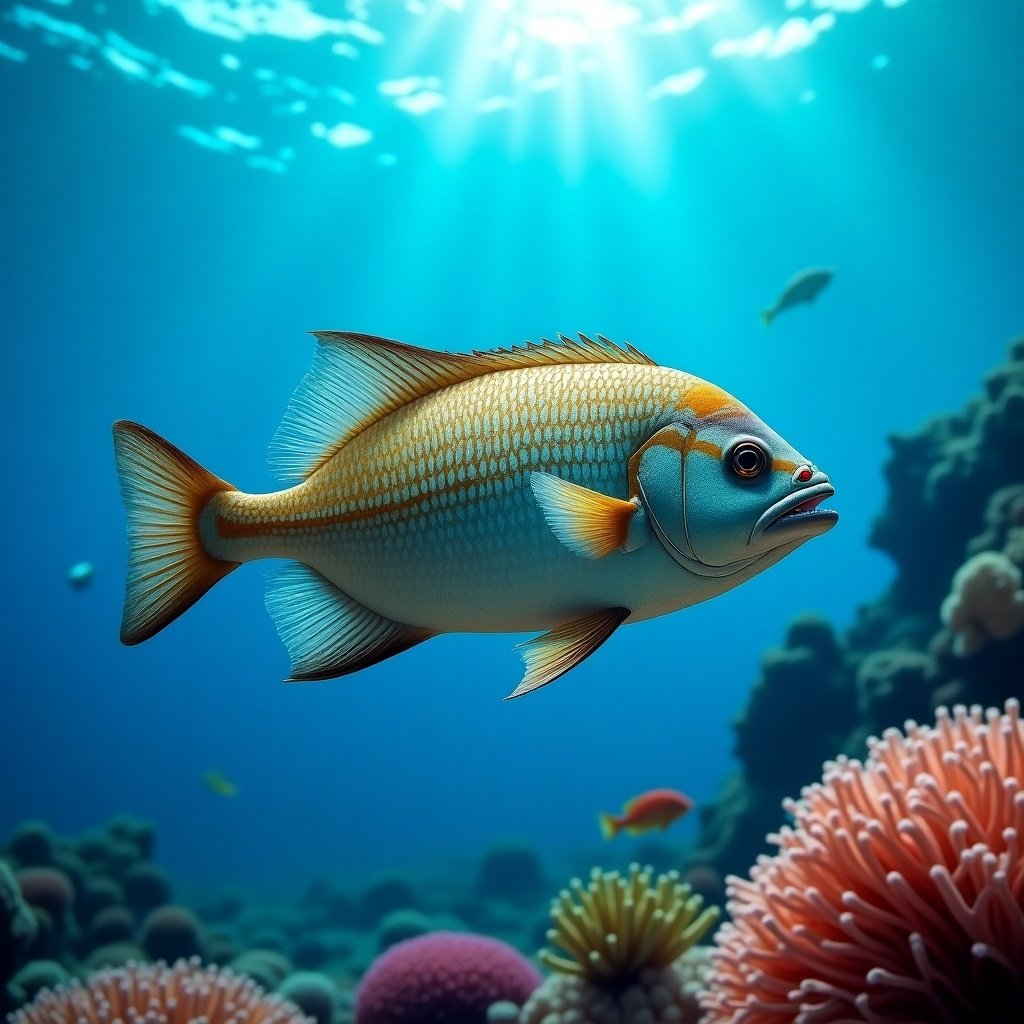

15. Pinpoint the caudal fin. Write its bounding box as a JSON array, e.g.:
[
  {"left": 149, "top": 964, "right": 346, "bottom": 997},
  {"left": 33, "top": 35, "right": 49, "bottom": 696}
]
[
  {"left": 760, "top": 308, "right": 774, "bottom": 327},
  {"left": 113, "top": 421, "right": 239, "bottom": 645},
  {"left": 598, "top": 812, "right": 619, "bottom": 840}
]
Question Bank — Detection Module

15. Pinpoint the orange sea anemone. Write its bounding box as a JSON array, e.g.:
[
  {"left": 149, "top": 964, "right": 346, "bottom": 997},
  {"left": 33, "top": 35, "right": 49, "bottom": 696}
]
[
  {"left": 701, "top": 699, "right": 1024, "bottom": 1023},
  {"left": 10, "top": 958, "right": 312, "bottom": 1024}
]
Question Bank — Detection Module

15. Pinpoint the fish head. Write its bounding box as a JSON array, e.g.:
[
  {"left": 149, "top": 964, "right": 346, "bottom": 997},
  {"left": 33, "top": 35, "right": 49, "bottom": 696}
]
[{"left": 634, "top": 382, "right": 838, "bottom": 579}]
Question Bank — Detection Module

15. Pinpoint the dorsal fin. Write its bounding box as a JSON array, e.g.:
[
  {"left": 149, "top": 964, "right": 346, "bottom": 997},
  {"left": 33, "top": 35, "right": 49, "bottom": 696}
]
[{"left": 269, "top": 331, "right": 656, "bottom": 481}]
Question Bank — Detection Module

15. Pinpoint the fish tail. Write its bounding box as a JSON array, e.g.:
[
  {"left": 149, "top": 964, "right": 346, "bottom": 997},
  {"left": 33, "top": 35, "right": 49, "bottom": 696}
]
[
  {"left": 760, "top": 308, "right": 774, "bottom": 327},
  {"left": 598, "top": 812, "right": 620, "bottom": 840},
  {"left": 113, "top": 421, "right": 239, "bottom": 646}
]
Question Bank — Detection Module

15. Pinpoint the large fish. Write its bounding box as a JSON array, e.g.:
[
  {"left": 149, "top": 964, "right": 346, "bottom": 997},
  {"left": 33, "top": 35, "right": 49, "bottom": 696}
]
[
  {"left": 113, "top": 332, "right": 837, "bottom": 698},
  {"left": 761, "top": 267, "right": 834, "bottom": 327}
]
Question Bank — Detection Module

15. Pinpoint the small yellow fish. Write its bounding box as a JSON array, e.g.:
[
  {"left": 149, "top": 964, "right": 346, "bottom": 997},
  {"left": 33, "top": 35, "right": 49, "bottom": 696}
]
[
  {"left": 113, "top": 332, "right": 837, "bottom": 697},
  {"left": 203, "top": 771, "right": 238, "bottom": 798}
]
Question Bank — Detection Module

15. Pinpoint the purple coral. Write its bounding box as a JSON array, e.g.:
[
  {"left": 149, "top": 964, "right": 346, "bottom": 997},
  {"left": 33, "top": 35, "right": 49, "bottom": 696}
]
[{"left": 354, "top": 931, "right": 540, "bottom": 1024}]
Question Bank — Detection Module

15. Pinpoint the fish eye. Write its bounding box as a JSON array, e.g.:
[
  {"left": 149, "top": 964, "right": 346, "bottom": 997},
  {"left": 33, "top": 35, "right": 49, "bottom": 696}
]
[{"left": 729, "top": 440, "right": 768, "bottom": 479}]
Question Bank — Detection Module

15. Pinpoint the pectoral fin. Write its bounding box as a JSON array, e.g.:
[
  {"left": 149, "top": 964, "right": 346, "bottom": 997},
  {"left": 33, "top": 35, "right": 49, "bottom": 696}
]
[
  {"left": 530, "top": 471, "right": 649, "bottom": 558},
  {"left": 505, "top": 607, "right": 631, "bottom": 699},
  {"left": 265, "top": 563, "right": 435, "bottom": 681}
]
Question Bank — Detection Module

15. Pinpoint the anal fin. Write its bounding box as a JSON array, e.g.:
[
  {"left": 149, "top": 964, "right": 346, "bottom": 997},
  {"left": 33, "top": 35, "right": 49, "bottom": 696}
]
[
  {"left": 505, "top": 607, "right": 630, "bottom": 699},
  {"left": 265, "top": 564, "right": 434, "bottom": 681}
]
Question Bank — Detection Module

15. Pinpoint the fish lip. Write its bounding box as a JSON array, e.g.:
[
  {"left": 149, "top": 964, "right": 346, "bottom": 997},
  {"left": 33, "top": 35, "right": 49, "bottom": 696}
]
[{"left": 754, "top": 483, "right": 838, "bottom": 540}]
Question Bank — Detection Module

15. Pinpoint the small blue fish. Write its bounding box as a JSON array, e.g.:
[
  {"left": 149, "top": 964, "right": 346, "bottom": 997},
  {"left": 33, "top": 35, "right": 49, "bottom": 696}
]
[
  {"left": 761, "top": 267, "right": 834, "bottom": 326},
  {"left": 67, "top": 561, "right": 95, "bottom": 589}
]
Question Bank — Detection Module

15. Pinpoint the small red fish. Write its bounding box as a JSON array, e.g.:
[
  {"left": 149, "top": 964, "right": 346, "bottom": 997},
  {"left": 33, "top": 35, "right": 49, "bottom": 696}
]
[{"left": 599, "top": 788, "right": 694, "bottom": 839}]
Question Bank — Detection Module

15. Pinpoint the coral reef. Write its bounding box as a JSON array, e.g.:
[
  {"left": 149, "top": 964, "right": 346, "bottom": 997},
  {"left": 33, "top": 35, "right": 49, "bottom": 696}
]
[
  {"left": 475, "top": 843, "right": 546, "bottom": 909},
  {"left": 83, "top": 941, "right": 146, "bottom": 970},
  {"left": 6, "top": 827, "right": 54, "bottom": 870},
  {"left": 375, "top": 909, "right": 433, "bottom": 952},
  {"left": 14, "top": 869, "right": 74, "bottom": 928},
  {"left": 9, "top": 959, "right": 312, "bottom": 1024},
  {"left": 353, "top": 932, "right": 541, "bottom": 1024},
  {"left": 1, "top": 817, "right": 360, "bottom": 1020},
  {"left": 521, "top": 865, "right": 716, "bottom": 1024},
  {"left": 855, "top": 335, "right": 1024, "bottom": 683},
  {"left": 940, "top": 550, "right": 1024, "bottom": 655},
  {"left": 122, "top": 862, "right": 171, "bottom": 917},
  {"left": 854, "top": 648, "right": 937, "bottom": 737},
  {"left": 231, "top": 950, "right": 294, "bottom": 993},
  {"left": 700, "top": 699, "right": 1024, "bottom": 1022},
  {"left": 968, "top": 483, "right": 1024, "bottom": 565},
  {"left": 7, "top": 961, "right": 69, "bottom": 1006},
  {"left": 522, "top": 947, "right": 711, "bottom": 1024},
  {"left": 485, "top": 1001, "right": 519, "bottom": 1023},
  {"left": 139, "top": 905, "right": 206, "bottom": 962},
  {"left": 871, "top": 335, "right": 1024, "bottom": 610},
  {"left": 83, "top": 905, "right": 136, "bottom": 949},
  {"left": 693, "top": 614, "right": 856, "bottom": 879},
  {"left": 0, "top": 863, "right": 37, "bottom": 986},
  {"left": 278, "top": 971, "right": 337, "bottom": 1024},
  {"left": 539, "top": 864, "right": 716, "bottom": 984},
  {"left": 355, "top": 878, "right": 418, "bottom": 929},
  {"left": 76, "top": 876, "right": 124, "bottom": 924},
  {"left": 692, "top": 336, "right": 1024, "bottom": 879},
  {"left": 0, "top": 815, "right": 563, "bottom": 1024},
  {"left": 678, "top": 864, "right": 724, "bottom": 908}
]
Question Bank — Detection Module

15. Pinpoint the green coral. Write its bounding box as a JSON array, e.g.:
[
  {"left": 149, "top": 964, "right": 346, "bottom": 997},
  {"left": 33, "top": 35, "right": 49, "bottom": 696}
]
[{"left": 539, "top": 863, "right": 718, "bottom": 988}]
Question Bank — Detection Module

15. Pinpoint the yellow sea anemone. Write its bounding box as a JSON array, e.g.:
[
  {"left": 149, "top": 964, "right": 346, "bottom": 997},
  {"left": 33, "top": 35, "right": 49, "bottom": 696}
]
[{"left": 539, "top": 863, "right": 719, "bottom": 987}]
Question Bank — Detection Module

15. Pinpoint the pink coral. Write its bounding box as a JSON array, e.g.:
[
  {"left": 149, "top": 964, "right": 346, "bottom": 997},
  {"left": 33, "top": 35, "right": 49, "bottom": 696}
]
[
  {"left": 702, "top": 699, "right": 1024, "bottom": 1023},
  {"left": 10, "top": 958, "right": 312, "bottom": 1024},
  {"left": 354, "top": 931, "right": 541, "bottom": 1024}
]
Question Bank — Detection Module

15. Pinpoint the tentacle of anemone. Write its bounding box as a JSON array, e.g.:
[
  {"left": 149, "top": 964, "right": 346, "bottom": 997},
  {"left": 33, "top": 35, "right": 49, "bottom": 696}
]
[
  {"left": 702, "top": 699, "right": 1024, "bottom": 1023},
  {"left": 538, "top": 863, "right": 718, "bottom": 988},
  {"left": 11, "top": 960, "right": 313, "bottom": 1024}
]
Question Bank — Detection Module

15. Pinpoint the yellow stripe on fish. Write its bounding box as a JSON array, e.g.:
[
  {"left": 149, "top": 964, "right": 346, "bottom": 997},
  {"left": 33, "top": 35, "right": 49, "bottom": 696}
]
[{"left": 113, "top": 332, "right": 837, "bottom": 697}]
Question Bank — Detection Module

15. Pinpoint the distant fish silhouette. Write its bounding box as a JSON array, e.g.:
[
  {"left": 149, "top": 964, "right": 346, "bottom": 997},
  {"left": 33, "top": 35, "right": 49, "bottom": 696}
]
[
  {"left": 67, "top": 561, "right": 95, "bottom": 589},
  {"left": 203, "top": 770, "right": 238, "bottom": 797},
  {"left": 599, "top": 787, "right": 694, "bottom": 839},
  {"left": 761, "top": 267, "right": 834, "bottom": 326}
]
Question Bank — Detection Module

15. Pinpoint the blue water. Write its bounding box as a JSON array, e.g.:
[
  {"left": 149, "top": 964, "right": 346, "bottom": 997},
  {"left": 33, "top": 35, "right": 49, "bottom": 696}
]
[{"left": 1, "top": 0, "right": 1021, "bottom": 888}]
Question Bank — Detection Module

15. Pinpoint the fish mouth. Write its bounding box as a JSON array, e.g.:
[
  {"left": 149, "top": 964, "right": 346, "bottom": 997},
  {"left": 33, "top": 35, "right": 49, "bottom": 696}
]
[{"left": 754, "top": 483, "right": 839, "bottom": 541}]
